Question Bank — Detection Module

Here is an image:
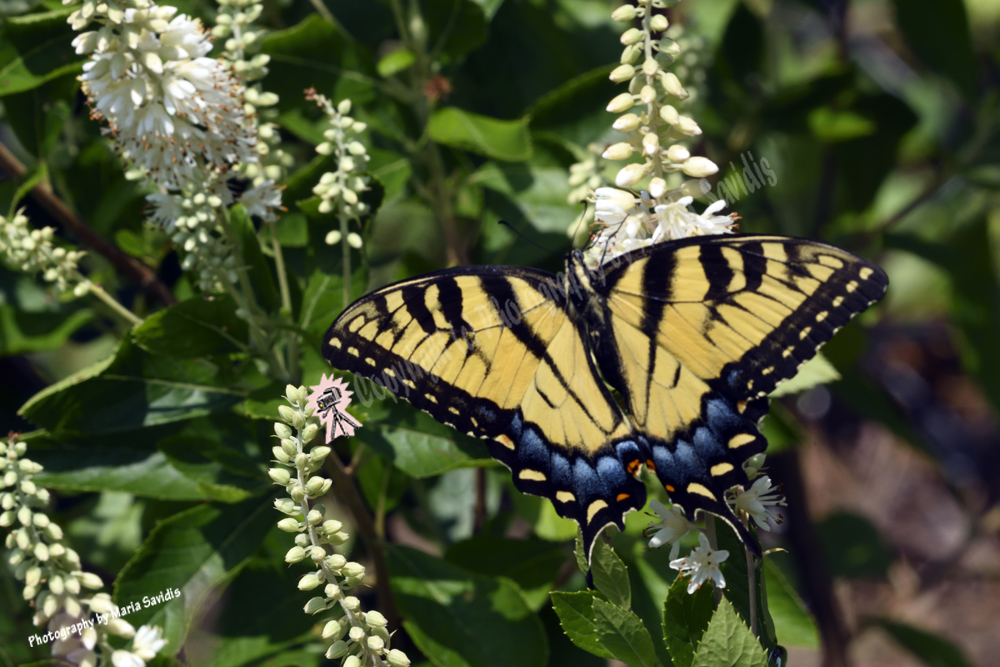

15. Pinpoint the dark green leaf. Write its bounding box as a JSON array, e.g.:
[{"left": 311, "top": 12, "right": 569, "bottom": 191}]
[
  {"left": 356, "top": 401, "right": 493, "bottom": 478},
  {"left": 369, "top": 148, "right": 413, "bottom": 201},
  {"left": 815, "top": 512, "right": 893, "bottom": 578},
  {"left": 19, "top": 338, "right": 245, "bottom": 435},
  {"left": 871, "top": 618, "right": 973, "bottom": 667},
  {"left": 715, "top": 521, "right": 778, "bottom": 653},
  {"left": 690, "top": 599, "right": 768, "bottom": 667},
  {"left": 230, "top": 204, "right": 279, "bottom": 313},
  {"left": 425, "top": 0, "right": 488, "bottom": 63},
  {"left": 592, "top": 598, "right": 657, "bottom": 667},
  {"left": 590, "top": 537, "right": 631, "bottom": 610},
  {"left": 471, "top": 158, "right": 575, "bottom": 234},
  {"left": 663, "top": 575, "right": 715, "bottom": 667},
  {"left": 260, "top": 15, "right": 376, "bottom": 115},
  {"left": 376, "top": 48, "right": 415, "bottom": 77},
  {"left": 0, "top": 304, "right": 93, "bottom": 355},
  {"left": 387, "top": 545, "right": 548, "bottom": 667},
  {"left": 158, "top": 435, "right": 269, "bottom": 503},
  {"left": 551, "top": 591, "right": 614, "bottom": 660},
  {"left": 427, "top": 108, "right": 532, "bottom": 162},
  {"left": 445, "top": 534, "right": 567, "bottom": 610},
  {"left": 132, "top": 295, "right": 248, "bottom": 358},
  {"left": 0, "top": 9, "right": 83, "bottom": 96},
  {"left": 761, "top": 557, "right": 819, "bottom": 648},
  {"left": 9, "top": 163, "right": 47, "bottom": 216},
  {"left": 114, "top": 495, "right": 278, "bottom": 650},
  {"left": 891, "top": 0, "right": 976, "bottom": 99}
]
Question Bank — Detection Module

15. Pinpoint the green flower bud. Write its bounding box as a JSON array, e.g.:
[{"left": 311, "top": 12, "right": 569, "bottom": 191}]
[
  {"left": 79, "top": 572, "right": 104, "bottom": 589},
  {"left": 272, "top": 446, "right": 291, "bottom": 463},
  {"left": 0, "top": 511, "right": 13, "bottom": 527},
  {"left": 1, "top": 492, "right": 13, "bottom": 510},
  {"left": 33, "top": 543, "right": 49, "bottom": 562},
  {"left": 610, "top": 64, "right": 636, "bottom": 84},
  {"left": 365, "top": 610, "right": 388, "bottom": 628},
  {"left": 322, "top": 520, "right": 343, "bottom": 535},
  {"left": 326, "top": 641, "right": 349, "bottom": 659},
  {"left": 278, "top": 405, "right": 296, "bottom": 423},
  {"left": 304, "top": 596, "right": 329, "bottom": 614},
  {"left": 65, "top": 577, "right": 80, "bottom": 595},
  {"left": 342, "top": 562, "right": 365, "bottom": 579},
  {"left": 325, "top": 554, "right": 347, "bottom": 571},
  {"left": 275, "top": 423, "right": 292, "bottom": 438},
  {"left": 277, "top": 518, "right": 302, "bottom": 532},
  {"left": 349, "top": 626, "right": 366, "bottom": 643},
  {"left": 291, "top": 411, "right": 306, "bottom": 430},
  {"left": 49, "top": 575, "right": 64, "bottom": 595},
  {"left": 611, "top": 4, "right": 637, "bottom": 21},
  {"left": 649, "top": 14, "right": 668, "bottom": 31},
  {"left": 45, "top": 523, "right": 63, "bottom": 541},
  {"left": 322, "top": 619, "right": 342, "bottom": 639},
  {"left": 17, "top": 506, "right": 31, "bottom": 526},
  {"left": 342, "top": 595, "right": 360, "bottom": 612},
  {"left": 344, "top": 656, "right": 361, "bottom": 667},
  {"left": 367, "top": 635, "right": 385, "bottom": 652},
  {"left": 324, "top": 583, "right": 341, "bottom": 599},
  {"left": 274, "top": 498, "right": 297, "bottom": 515},
  {"left": 308, "top": 446, "right": 330, "bottom": 462},
  {"left": 328, "top": 531, "right": 350, "bottom": 546},
  {"left": 290, "top": 485, "right": 307, "bottom": 503},
  {"left": 307, "top": 509, "right": 323, "bottom": 526},
  {"left": 285, "top": 546, "right": 307, "bottom": 563},
  {"left": 298, "top": 572, "right": 322, "bottom": 590},
  {"left": 295, "top": 533, "right": 311, "bottom": 547},
  {"left": 268, "top": 468, "right": 291, "bottom": 485},
  {"left": 285, "top": 384, "right": 300, "bottom": 404},
  {"left": 25, "top": 565, "right": 41, "bottom": 587},
  {"left": 387, "top": 648, "right": 411, "bottom": 667},
  {"left": 606, "top": 92, "right": 635, "bottom": 113},
  {"left": 305, "top": 476, "right": 329, "bottom": 496},
  {"left": 309, "top": 546, "right": 327, "bottom": 561},
  {"left": 301, "top": 424, "right": 320, "bottom": 443},
  {"left": 281, "top": 438, "right": 298, "bottom": 456}
]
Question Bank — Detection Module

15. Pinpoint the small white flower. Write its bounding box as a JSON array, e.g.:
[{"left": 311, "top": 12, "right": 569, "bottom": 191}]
[
  {"left": 111, "top": 649, "right": 145, "bottom": 667},
  {"left": 645, "top": 499, "right": 692, "bottom": 560},
  {"left": 130, "top": 625, "right": 167, "bottom": 661},
  {"left": 239, "top": 180, "right": 283, "bottom": 222},
  {"left": 670, "top": 532, "right": 729, "bottom": 594},
  {"left": 651, "top": 197, "right": 736, "bottom": 243},
  {"left": 731, "top": 475, "right": 786, "bottom": 531}
]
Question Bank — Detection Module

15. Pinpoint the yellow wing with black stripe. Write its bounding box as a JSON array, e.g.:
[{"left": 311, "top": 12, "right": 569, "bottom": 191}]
[
  {"left": 322, "top": 266, "right": 651, "bottom": 561},
  {"left": 588, "top": 235, "right": 888, "bottom": 545}
]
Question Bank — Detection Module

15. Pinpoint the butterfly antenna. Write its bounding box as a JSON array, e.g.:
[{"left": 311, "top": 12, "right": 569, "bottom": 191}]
[
  {"left": 498, "top": 220, "right": 557, "bottom": 255},
  {"left": 569, "top": 200, "right": 592, "bottom": 244}
]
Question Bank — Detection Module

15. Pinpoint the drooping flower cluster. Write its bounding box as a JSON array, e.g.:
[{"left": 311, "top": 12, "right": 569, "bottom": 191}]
[
  {"left": 0, "top": 210, "right": 89, "bottom": 297},
  {"left": 308, "top": 93, "right": 371, "bottom": 249},
  {"left": 269, "top": 386, "right": 409, "bottom": 667},
  {"left": 574, "top": 0, "right": 737, "bottom": 267},
  {"left": 2, "top": 437, "right": 167, "bottom": 666}
]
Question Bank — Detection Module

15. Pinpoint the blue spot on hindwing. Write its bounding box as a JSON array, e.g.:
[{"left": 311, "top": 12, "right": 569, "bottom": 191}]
[
  {"left": 572, "top": 459, "right": 601, "bottom": 504},
  {"left": 551, "top": 453, "right": 572, "bottom": 488},
  {"left": 518, "top": 425, "right": 549, "bottom": 467},
  {"left": 596, "top": 456, "right": 627, "bottom": 489}
]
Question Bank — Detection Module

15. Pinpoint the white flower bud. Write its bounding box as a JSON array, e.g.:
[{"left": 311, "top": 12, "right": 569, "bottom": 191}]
[
  {"left": 611, "top": 5, "right": 637, "bottom": 21},
  {"left": 25, "top": 566, "right": 42, "bottom": 587},
  {"left": 326, "top": 230, "right": 342, "bottom": 245},
  {"left": 365, "top": 610, "right": 388, "bottom": 628},
  {"left": 49, "top": 575, "right": 64, "bottom": 595},
  {"left": 342, "top": 562, "right": 365, "bottom": 579},
  {"left": 107, "top": 618, "right": 135, "bottom": 638},
  {"left": 33, "top": 543, "right": 49, "bottom": 562},
  {"left": 676, "top": 116, "right": 701, "bottom": 135},
  {"left": 342, "top": 596, "right": 361, "bottom": 612},
  {"left": 616, "top": 163, "right": 647, "bottom": 188},
  {"left": 17, "top": 506, "right": 31, "bottom": 526},
  {"left": 682, "top": 157, "right": 719, "bottom": 178},
  {"left": 649, "top": 177, "right": 668, "bottom": 198},
  {"left": 621, "top": 44, "right": 642, "bottom": 64},
  {"left": 268, "top": 468, "right": 291, "bottom": 485},
  {"left": 606, "top": 92, "right": 635, "bottom": 113},
  {"left": 642, "top": 58, "right": 659, "bottom": 77},
  {"left": 326, "top": 641, "right": 349, "bottom": 659},
  {"left": 642, "top": 132, "right": 660, "bottom": 155},
  {"left": 325, "top": 553, "right": 347, "bottom": 571},
  {"left": 368, "top": 635, "right": 385, "bottom": 652},
  {"left": 344, "top": 656, "right": 361, "bottom": 667},
  {"left": 277, "top": 406, "right": 296, "bottom": 423},
  {"left": 307, "top": 509, "right": 323, "bottom": 526},
  {"left": 613, "top": 113, "right": 641, "bottom": 132},
  {"left": 79, "top": 572, "right": 104, "bottom": 589},
  {"left": 347, "top": 233, "right": 363, "bottom": 249},
  {"left": 620, "top": 28, "right": 643, "bottom": 45},
  {"left": 298, "top": 572, "right": 322, "bottom": 590},
  {"left": 322, "top": 619, "right": 343, "bottom": 639},
  {"left": 274, "top": 498, "right": 297, "bottom": 514},
  {"left": 305, "top": 476, "right": 328, "bottom": 496},
  {"left": 387, "top": 649, "right": 411, "bottom": 667},
  {"left": 304, "top": 597, "right": 328, "bottom": 614},
  {"left": 301, "top": 424, "right": 320, "bottom": 443},
  {"left": 602, "top": 142, "right": 634, "bottom": 161},
  {"left": 609, "top": 64, "right": 636, "bottom": 83},
  {"left": 337, "top": 99, "right": 352, "bottom": 115},
  {"left": 659, "top": 72, "right": 688, "bottom": 98},
  {"left": 309, "top": 546, "right": 326, "bottom": 561},
  {"left": 272, "top": 446, "right": 290, "bottom": 463},
  {"left": 650, "top": 14, "right": 669, "bottom": 31},
  {"left": 277, "top": 518, "right": 302, "bottom": 532},
  {"left": 285, "top": 546, "right": 307, "bottom": 563},
  {"left": 640, "top": 84, "right": 656, "bottom": 104},
  {"left": 666, "top": 145, "right": 690, "bottom": 162},
  {"left": 275, "top": 423, "right": 292, "bottom": 438},
  {"left": 349, "top": 626, "right": 366, "bottom": 643}
]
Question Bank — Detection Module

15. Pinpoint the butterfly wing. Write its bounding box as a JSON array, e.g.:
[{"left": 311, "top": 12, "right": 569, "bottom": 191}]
[
  {"left": 322, "top": 266, "right": 650, "bottom": 560},
  {"left": 592, "top": 235, "right": 888, "bottom": 550}
]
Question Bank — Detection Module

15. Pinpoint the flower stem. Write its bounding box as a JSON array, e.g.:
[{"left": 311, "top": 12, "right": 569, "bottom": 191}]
[
  {"left": 745, "top": 541, "right": 758, "bottom": 636},
  {"left": 80, "top": 276, "right": 144, "bottom": 327},
  {"left": 704, "top": 514, "right": 723, "bottom": 606},
  {"left": 269, "top": 226, "right": 299, "bottom": 380}
]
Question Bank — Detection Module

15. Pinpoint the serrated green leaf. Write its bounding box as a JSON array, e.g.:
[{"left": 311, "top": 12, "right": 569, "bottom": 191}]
[
  {"left": 590, "top": 537, "right": 631, "bottom": 610},
  {"left": 387, "top": 545, "right": 548, "bottom": 667},
  {"left": 690, "top": 599, "right": 768, "bottom": 667},
  {"left": 132, "top": 295, "right": 248, "bottom": 358},
  {"left": 19, "top": 338, "right": 245, "bottom": 435},
  {"left": 427, "top": 108, "right": 532, "bottom": 162},
  {"left": 663, "top": 575, "right": 715, "bottom": 667},
  {"left": 592, "top": 598, "right": 657, "bottom": 667},
  {"left": 551, "top": 591, "right": 613, "bottom": 660},
  {"left": 114, "top": 495, "right": 277, "bottom": 652}
]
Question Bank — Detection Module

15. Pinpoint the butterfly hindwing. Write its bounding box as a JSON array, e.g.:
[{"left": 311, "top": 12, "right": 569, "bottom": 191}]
[{"left": 322, "top": 267, "right": 647, "bottom": 561}]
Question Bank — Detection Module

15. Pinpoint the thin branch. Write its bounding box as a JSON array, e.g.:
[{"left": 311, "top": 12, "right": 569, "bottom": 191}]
[{"left": 0, "top": 142, "right": 176, "bottom": 305}]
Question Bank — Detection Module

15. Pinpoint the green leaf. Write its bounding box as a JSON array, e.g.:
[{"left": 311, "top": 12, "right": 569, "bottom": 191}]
[
  {"left": 369, "top": 148, "right": 413, "bottom": 201},
  {"left": 663, "top": 575, "right": 715, "bottom": 667},
  {"left": 9, "top": 163, "right": 47, "bottom": 217},
  {"left": 0, "top": 9, "right": 83, "bottom": 96},
  {"left": 714, "top": 521, "right": 778, "bottom": 653},
  {"left": 427, "top": 108, "right": 532, "bottom": 162},
  {"left": 807, "top": 107, "right": 877, "bottom": 143},
  {"left": 592, "top": 598, "right": 657, "bottom": 667},
  {"left": 815, "top": 512, "right": 893, "bottom": 578},
  {"left": 158, "top": 435, "right": 269, "bottom": 503},
  {"left": 768, "top": 353, "right": 840, "bottom": 398},
  {"left": 690, "top": 599, "right": 768, "bottom": 667},
  {"left": 133, "top": 295, "right": 248, "bottom": 358},
  {"left": 260, "top": 15, "right": 376, "bottom": 115},
  {"left": 387, "top": 545, "right": 548, "bottom": 667},
  {"left": 230, "top": 204, "right": 279, "bottom": 313},
  {"left": 425, "top": 0, "right": 488, "bottom": 63},
  {"left": 590, "top": 537, "right": 631, "bottom": 610},
  {"left": 356, "top": 402, "right": 493, "bottom": 478},
  {"left": 510, "top": 492, "right": 578, "bottom": 542},
  {"left": 471, "top": 158, "right": 575, "bottom": 234},
  {"left": 445, "top": 534, "right": 567, "bottom": 611},
  {"left": 298, "top": 242, "right": 368, "bottom": 339},
  {"left": 761, "top": 557, "right": 819, "bottom": 648},
  {"left": 377, "top": 48, "right": 415, "bottom": 77},
  {"left": 871, "top": 618, "right": 974, "bottom": 667},
  {"left": 551, "top": 591, "right": 614, "bottom": 660},
  {"left": 32, "top": 448, "right": 231, "bottom": 501},
  {"left": 891, "top": 0, "right": 976, "bottom": 99},
  {"left": 114, "top": 495, "right": 277, "bottom": 652},
  {"left": 19, "top": 338, "right": 245, "bottom": 435}
]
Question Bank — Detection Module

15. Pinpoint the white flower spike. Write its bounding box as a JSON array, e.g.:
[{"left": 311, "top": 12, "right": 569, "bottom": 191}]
[{"left": 670, "top": 532, "right": 729, "bottom": 594}]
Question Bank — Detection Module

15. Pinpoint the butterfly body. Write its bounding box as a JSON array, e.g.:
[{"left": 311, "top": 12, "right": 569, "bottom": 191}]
[{"left": 323, "top": 235, "right": 888, "bottom": 562}]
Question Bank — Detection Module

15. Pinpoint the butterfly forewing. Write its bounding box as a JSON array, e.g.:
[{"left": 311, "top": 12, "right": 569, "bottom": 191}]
[{"left": 323, "top": 267, "right": 649, "bottom": 561}]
